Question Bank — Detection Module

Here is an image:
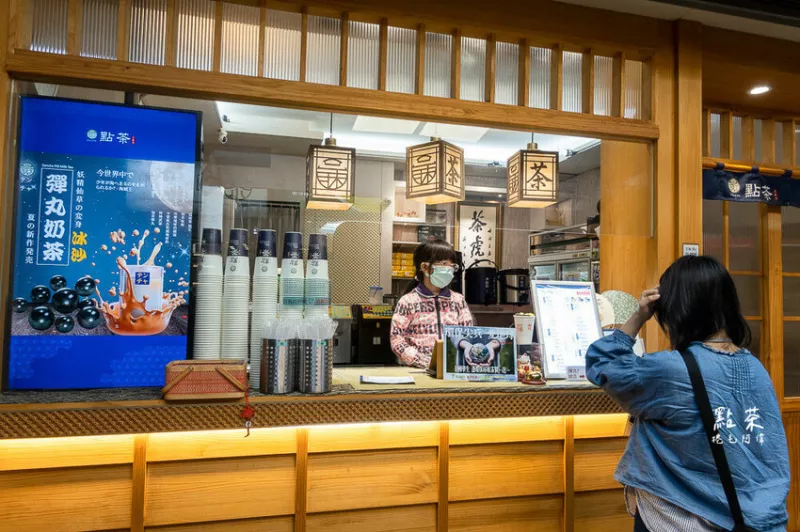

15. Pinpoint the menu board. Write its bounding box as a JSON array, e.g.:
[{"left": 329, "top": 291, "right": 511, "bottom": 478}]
[
  {"left": 5, "top": 97, "right": 200, "bottom": 390},
  {"left": 531, "top": 281, "right": 602, "bottom": 379}
]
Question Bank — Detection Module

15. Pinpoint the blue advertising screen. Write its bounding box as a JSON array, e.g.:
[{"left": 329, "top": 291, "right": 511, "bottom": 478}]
[{"left": 6, "top": 97, "right": 200, "bottom": 389}]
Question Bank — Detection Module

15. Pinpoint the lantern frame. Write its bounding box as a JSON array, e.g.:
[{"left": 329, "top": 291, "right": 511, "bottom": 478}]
[
  {"left": 305, "top": 138, "right": 355, "bottom": 211},
  {"left": 405, "top": 138, "right": 465, "bottom": 205},
  {"left": 506, "top": 145, "right": 559, "bottom": 208}
]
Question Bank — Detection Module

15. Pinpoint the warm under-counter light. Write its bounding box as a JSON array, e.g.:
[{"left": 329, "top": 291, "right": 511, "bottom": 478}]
[{"left": 748, "top": 85, "right": 771, "bottom": 95}]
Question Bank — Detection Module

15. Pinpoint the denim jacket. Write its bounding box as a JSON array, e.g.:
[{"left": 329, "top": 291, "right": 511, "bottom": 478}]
[{"left": 586, "top": 330, "right": 790, "bottom": 531}]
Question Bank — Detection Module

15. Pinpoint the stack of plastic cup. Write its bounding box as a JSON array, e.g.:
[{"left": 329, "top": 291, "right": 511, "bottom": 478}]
[
  {"left": 249, "top": 229, "right": 279, "bottom": 388},
  {"left": 221, "top": 228, "right": 250, "bottom": 361},
  {"left": 193, "top": 228, "right": 223, "bottom": 360},
  {"left": 304, "top": 234, "right": 330, "bottom": 319},
  {"left": 279, "top": 231, "right": 305, "bottom": 319}
]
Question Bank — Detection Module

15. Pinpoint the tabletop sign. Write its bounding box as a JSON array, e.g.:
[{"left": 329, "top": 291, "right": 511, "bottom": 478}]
[
  {"left": 531, "top": 281, "right": 603, "bottom": 379},
  {"left": 441, "top": 325, "right": 517, "bottom": 382}
]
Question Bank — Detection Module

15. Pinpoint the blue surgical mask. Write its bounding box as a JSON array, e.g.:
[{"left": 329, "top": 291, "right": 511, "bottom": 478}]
[{"left": 428, "top": 265, "right": 454, "bottom": 289}]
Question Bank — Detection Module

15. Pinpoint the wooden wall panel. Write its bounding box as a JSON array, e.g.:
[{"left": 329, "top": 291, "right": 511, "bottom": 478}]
[
  {"left": 307, "top": 421, "right": 438, "bottom": 453},
  {"left": 786, "top": 412, "right": 800, "bottom": 532},
  {"left": 306, "top": 504, "right": 437, "bottom": 532},
  {"left": 307, "top": 448, "right": 438, "bottom": 513},
  {"left": 449, "top": 416, "right": 564, "bottom": 445},
  {"left": 574, "top": 489, "right": 631, "bottom": 532},
  {"left": 147, "top": 428, "right": 296, "bottom": 462},
  {"left": 449, "top": 495, "right": 562, "bottom": 532},
  {"left": 449, "top": 441, "right": 563, "bottom": 501},
  {"left": 146, "top": 516, "right": 294, "bottom": 532},
  {"left": 574, "top": 414, "right": 628, "bottom": 439},
  {"left": 574, "top": 438, "right": 627, "bottom": 492},
  {"left": 0, "top": 465, "right": 133, "bottom": 531},
  {"left": 145, "top": 456, "right": 296, "bottom": 526},
  {"left": 0, "top": 434, "right": 134, "bottom": 471}
]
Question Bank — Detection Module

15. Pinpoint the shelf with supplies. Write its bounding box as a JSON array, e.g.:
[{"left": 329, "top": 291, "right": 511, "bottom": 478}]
[{"left": 392, "top": 241, "right": 422, "bottom": 246}]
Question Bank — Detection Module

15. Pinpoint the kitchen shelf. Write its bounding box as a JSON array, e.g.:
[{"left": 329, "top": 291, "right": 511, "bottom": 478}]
[
  {"left": 392, "top": 241, "right": 421, "bottom": 246},
  {"left": 392, "top": 276, "right": 415, "bottom": 280},
  {"left": 393, "top": 221, "right": 448, "bottom": 227}
]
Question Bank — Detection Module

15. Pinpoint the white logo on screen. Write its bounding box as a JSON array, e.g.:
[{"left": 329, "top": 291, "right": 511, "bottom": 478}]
[
  {"left": 19, "top": 162, "right": 35, "bottom": 178},
  {"left": 87, "top": 129, "right": 98, "bottom": 140}
]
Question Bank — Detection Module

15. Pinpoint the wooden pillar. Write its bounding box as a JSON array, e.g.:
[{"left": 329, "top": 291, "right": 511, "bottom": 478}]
[{"left": 675, "top": 20, "right": 703, "bottom": 255}]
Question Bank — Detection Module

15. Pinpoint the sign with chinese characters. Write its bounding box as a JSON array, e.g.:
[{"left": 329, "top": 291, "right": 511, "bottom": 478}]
[
  {"left": 306, "top": 139, "right": 355, "bottom": 211},
  {"left": 506, "top": 147, "right": 559, "bottom": 208},
  {"left": 703, "top": 167, "right": 800, "bottom": 207},
  {"left": 458, "top": 203, "right": 499, "bottom": 269},
  {"left": 406, "top": 139, "right": 465, "bottom": 204},
  {"left": 6, "top": 97, "right": 200, "bottom": 390},
  {"left": 442, "top": 326, "right": 517, "bottom": 382}
]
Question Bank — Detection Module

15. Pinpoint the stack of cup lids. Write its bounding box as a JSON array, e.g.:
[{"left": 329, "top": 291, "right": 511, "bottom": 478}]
[
  {"left": 250, "top": 229, "right": 279, "bottom": 388},
  {"left": 279, "top": 231, "right": 305, "bottom": 320},
  {"left": 193, "top": 228, "right": 223, "bottom": 360},
  {"left": 304, "top": 233, "right": 330, "bottom": 320},
  {"left": 221, "top": 228, "right": 250, "bottom": 361}
]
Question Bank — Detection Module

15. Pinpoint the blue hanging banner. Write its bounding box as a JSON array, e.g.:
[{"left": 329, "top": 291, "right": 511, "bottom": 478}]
[{"left": 703, "top": 166, "right": 800, "bottom": 207}]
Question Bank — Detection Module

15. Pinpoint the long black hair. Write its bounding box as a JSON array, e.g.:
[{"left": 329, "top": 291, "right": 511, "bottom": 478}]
[
  {"left": 654, "top": 255, "right": 751, "bottom": 351},
  {"left": 402, "top": 240, "right": 457, "bottom": 295}
]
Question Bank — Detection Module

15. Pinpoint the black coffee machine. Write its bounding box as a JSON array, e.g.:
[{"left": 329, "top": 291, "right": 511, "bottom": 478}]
[
  {"left": 452, "top": 251, "right": 464, "bottom": 294},
  {"left": 464, "top": 259, "right": 498, "bottom": 305}
]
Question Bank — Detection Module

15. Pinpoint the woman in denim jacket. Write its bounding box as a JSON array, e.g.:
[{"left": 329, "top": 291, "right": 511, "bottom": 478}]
[{"left": 587, "top": 256, "right": 789, "bottom": 531}]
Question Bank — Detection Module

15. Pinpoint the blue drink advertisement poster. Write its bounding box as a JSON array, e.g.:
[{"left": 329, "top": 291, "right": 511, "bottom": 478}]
[{"left": 6, "top": 97, "right": 201, "bottom": 390}]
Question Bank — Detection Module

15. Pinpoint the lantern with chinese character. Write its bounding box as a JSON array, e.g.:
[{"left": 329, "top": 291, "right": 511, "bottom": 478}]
[
  {"left": 306, "top": 137, "right": 355, "bottom": 211},
  {"left": 506, "top": 142, "right": 559, "bottom": 208},
  {"left": 405, "top": 138, "right": 465, "bottom": 204}
]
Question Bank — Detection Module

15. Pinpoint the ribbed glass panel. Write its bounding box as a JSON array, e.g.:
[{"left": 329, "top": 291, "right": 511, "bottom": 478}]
[
  {"left": 754, "top": 118, "right": 763, "bottom": 163},
  {"left": 176, "top": 0, "right": 215, "bottom": 71},
  {"left": 424, "top": 32, "right": 451, "bottom": 98},
  {"left": 593, "top": 55, "right": 612, "bottom": 116},
  {"left": 386, "top": 26, "right": 416, "bottom": 94},
  {"left": 775, "top": 122, "right": 784, "bottom": 165},
  {"left": 562, "top": 51, "right": 582, "bottom": 113},
  {"left": 624, "top": 59, "right": 643, "bottom": 119},
  {"left": 460, "top": 36, "right": 485, "bottom": 102},
  {"left": 221, "top": 2, "right": 259, "bottom": 76},
  {"left": 31, "top": 0, "right": 68, "bottom": 54},
  {"left": 528, "top": 46, "right": 551, "bottom": 109},
  {"left": 264, "top": 10, "right": 301, "bottom": 81},
  {"left": 495, "top": 41, "right": 518, "bottom": 105},
  {"left": 81, "top": 0, "right": 118, "bottom": 59},
  {"left": 710, "top": 113, "right": 721, "bottom": 158},
  {"left": 306, "top": 15, "right": 340, "bottom": 85},
  {"left": 129, "top": 0, "right": 166, "bottom": 65},
  {"left": 733, "top": 116, "right": 743, "bottom": 161},
  {"left": 346, "top": 21, "right": 379, "bottom": 89}
]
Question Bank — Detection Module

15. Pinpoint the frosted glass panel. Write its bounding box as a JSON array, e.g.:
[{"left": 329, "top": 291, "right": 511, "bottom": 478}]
[
  {"left": 733, "top": 275, "right": 761, "bottom": 318},
  {"left": 702, "top": 199, "right": 723, "bottom": 264},
  {"left": 495, "top": 41, "right": 518, "bottom": 105},
  {"left": 562, "top": 51, "right": 582, "bottom": 113},
  {"left": 733, "top": 116, "right": 743, "bottom": 161},
  {"left": 347, "top": 21, "right": 379, "bottom": 90},
  {"left": 264, "top": 10, "right": 301, "bottom": 81},
  {"left": 81, "top": 0, "right": 118, "bottom": 59},
  {"left": 129, "top": 0, "right": 167, "bottom": 65},
  {"left": 624, "top": 59, "right": 643, "bottom": 119},
  {"left": 424, "top": 32, "right": 451, "bottom": 98},
  {"left": 710, "top": 113, "right": 720, "bottom": 158},
  {"left": 775, "top": 121, "right": 784, "bottom": 165},
  {"left": 785, "top": 321, "right": 800, "bottom": 395},
  {"left": 387, "top": 26, "right": 416, "bottom": 94},
  {"left": 593, "top": 55, "right": 612, "bottom": 116},
  {"left": 729, "top": 201, "right": 760, "bottom": 272},
  {"left": 31, "top": 0, "right": 68, "bottom": 54},
  {"left": 460, "top": 37, "right": 485, "bottom": 102},
  {"left": 754, "top": 119, "right": 763, "bottom": 163},
  {"left": 782, "top": 205, "right": 800, "bottom": 273},
  {"left": 221, "top": 3, "right": 259, "bottom": 76},
  {"left": 529, "top": 46, "right": 551, "bottom": 109},
  {"left": 176, "top": 0, "right": 215, "bottom": 71},
  {"left": 306, "top": 16, "right": 341, "bottom": 85}
]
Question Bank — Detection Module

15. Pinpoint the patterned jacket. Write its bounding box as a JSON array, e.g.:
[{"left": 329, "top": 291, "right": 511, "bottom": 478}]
[{"left": 390, "top": 285, "right": 473, "bottom": 368}]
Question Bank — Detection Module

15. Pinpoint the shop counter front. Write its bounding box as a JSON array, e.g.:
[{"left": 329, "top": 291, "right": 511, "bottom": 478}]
[{"left": 0, "top": 365, "right": 632, "bottom": 532}]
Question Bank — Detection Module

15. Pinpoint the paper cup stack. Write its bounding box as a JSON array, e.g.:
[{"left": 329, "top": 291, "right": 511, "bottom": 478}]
[
  {"left": 280, "top": 231, "right": 305, "bottom": 320},
  {"left": 249, "top": 229, "right": 279, "bottom": 388},
  {"left": 221, "top": 228, "right": 251, "bottom": 361},
  {"left": 193, "top": 228, "right": 224, "bottom": 359},
  {"left": 304, "top": 234, "right": 330, "bottom": 319}
]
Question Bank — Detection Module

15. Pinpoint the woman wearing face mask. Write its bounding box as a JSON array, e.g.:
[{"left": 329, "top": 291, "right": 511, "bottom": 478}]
[{"left": 390, "top": 240, "right": 473, "bottom": 368}]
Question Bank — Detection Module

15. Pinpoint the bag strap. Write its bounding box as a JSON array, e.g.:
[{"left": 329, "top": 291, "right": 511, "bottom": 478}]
[{"left": 679, "top": 350, "right": 747, "bottom": 530}]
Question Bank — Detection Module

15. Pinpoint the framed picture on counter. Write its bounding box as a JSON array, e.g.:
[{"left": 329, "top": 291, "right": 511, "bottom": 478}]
[
  {"left": 456, "top": 202, "right": 502, "bottom": 269},
  {"left": 531, "top": 280, "right": 602, "bottom": 379},
  {"left": 442, "top": 325, "right": 517, "bottom": 382}
]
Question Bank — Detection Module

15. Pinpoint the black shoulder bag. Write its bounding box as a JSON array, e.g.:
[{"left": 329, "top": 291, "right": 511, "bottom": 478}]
[{"left": 679, "top": 350, "right": 759, "bottom": 532}]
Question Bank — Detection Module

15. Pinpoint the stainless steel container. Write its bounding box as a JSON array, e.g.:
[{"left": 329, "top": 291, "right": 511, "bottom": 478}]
[
  {"left": 260, "top": 338, "right": 299, "bottom": 394},
  {"left": 299, "top": 339, "right": 334, "bottom": 394}
]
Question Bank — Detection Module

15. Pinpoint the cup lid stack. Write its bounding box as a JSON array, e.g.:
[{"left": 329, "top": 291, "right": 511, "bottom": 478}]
[{"left": 221, "top": 228, "right": 251, "bottom": 361}]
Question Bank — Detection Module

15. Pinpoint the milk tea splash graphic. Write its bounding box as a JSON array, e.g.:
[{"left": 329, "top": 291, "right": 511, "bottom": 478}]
[{"left": 95, "top": 229, "right": 185, "bottom": 336}]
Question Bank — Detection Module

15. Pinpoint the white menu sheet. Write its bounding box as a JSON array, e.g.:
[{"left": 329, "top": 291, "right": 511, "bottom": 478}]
[{"left": 532, "top": 281, "right": 603, "bottom": 379}]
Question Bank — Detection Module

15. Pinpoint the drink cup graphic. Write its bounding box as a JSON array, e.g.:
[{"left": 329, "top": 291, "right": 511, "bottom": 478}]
[{"left": 121, "top": 265, "right": 165, "bottom": 312}]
